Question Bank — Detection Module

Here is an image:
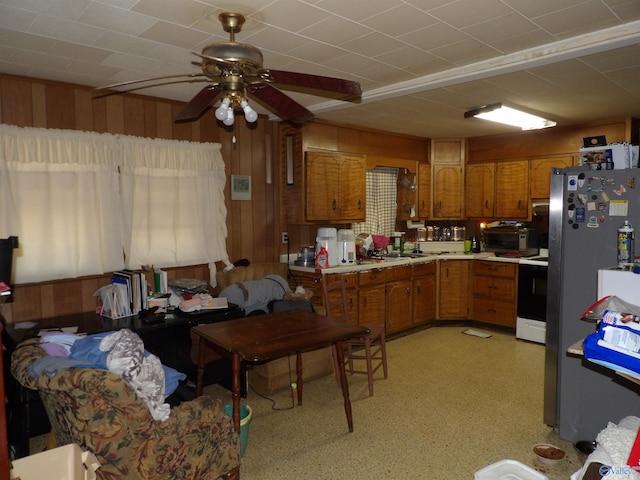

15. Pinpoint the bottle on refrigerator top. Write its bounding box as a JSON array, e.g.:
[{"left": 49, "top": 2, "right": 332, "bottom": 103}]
[{"left": 617, "top": 220, "right": 635, "bottom": 268}]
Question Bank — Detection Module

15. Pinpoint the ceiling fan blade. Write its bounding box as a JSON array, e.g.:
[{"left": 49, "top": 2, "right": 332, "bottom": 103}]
[
  {"left": 92, "top": 78, "right": 212, "bottom": 99},
  {"left": 94, "top": 73, "right": 207, "bottom": 93},
  {"left": 175, "top": 84, "right": 223, "bottom": 122},
  {"left": 249, "top": 84, "right": 314, "bottom": 124},
  {"left": 259, "top": 69, "right": 361, "bottom": 101}
]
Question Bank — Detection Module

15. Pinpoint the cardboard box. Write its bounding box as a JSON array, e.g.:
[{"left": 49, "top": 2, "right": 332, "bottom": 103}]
[
  {"left": 249, "top": 347, "right": 334, "bottom": 394},
  {"left": 11, "top": 444, "right": 100, "bottom": 480}
]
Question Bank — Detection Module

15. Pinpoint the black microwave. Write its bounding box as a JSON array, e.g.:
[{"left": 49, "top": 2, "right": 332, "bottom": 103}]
[{"left": 483, "top": 226, "right": 539, "bottom": 256}]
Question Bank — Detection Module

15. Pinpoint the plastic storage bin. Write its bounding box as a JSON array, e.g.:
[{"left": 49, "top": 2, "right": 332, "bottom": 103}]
[
  {"left": 475, "top": 459, "right": 548, "bottom": 480},
  {"left": 224, "top": 404, "right": 253, "bottom": 457}
]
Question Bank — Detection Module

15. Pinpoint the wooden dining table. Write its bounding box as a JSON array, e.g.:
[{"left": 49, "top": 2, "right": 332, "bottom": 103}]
[{"left": 192, "top": 309, "right": 369, "bottom": 433}]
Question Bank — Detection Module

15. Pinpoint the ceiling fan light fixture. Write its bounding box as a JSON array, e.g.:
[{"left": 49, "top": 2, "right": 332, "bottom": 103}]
[
  {"left": 215, "top": 97, "right": 231, "bottom": 121},
  {"left": 222, "top": 107, "right": 235, "bottom": 126},
  {"left": 241, "top": 100, "right": 258, "bottom": 123},
  {"left": 465, "top": 103, "right": 556, "bottom": 130}
]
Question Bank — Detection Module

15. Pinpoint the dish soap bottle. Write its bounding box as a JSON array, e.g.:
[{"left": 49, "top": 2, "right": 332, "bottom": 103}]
[{"left": 315, "top": 244, "right": 329, "bottom": 269}]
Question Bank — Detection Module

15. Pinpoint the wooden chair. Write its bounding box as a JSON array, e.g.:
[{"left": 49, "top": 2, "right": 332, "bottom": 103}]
[{"left": 322, "top": 276, "right": 388, "bottom": 396}]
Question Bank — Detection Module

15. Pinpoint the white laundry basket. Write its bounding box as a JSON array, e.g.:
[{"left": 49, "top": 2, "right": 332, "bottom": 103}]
[{"left": 475, "top": 459, "right": 548, "bottom": 480}]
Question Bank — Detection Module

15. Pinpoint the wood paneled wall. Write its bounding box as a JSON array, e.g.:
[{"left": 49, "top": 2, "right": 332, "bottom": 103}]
[
  {"left": 467, "top": 117, "right": 637, "bottom": 162},
  {"left": 0, "top": 73, "right": 281, "bottom": 322}
]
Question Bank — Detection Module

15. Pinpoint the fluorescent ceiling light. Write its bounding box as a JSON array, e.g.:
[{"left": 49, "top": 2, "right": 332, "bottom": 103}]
[{"left": 464, "top": 103, "right": 556, "bottom": 130}]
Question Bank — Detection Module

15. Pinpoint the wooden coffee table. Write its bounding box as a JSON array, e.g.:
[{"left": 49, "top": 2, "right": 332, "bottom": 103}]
[{"left": 192, "top": 309, "right": 369, "bottom": 433}]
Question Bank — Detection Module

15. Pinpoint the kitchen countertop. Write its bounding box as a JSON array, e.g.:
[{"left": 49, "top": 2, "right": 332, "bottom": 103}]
[{"left": 286, "top": 251, "right": 524, "bottom": 275}]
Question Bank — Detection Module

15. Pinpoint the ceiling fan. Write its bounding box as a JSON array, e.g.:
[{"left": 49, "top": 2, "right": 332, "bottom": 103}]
[{"left": 94, "top": 12, "right": 362, "bottom": 126}]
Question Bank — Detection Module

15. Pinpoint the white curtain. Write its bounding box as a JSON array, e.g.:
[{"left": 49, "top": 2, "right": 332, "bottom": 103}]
[
  {"left": 0, "top": 125, "right": 228, "bottom": 285},
  {"left": 0, "top": 126, "right": 124, "bottom": 283},
  {"left": 118, "top": 136, "right": 229, "bottom": 273}
]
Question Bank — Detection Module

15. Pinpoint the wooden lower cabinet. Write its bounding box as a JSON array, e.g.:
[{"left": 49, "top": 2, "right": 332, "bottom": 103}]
[
  {"left": 413, "top": 261, "right": 437, "bottom": 325},
  {"left": 386, "top": 265, "right": 414, "bottom": 334},
  {"left": 437, "top": 259, "right": 470, "bottom": 319},
  {"left": 471, "top": 260, "right": 518, "bottom": 327},
  {"left": 358, "top": 268, "right": 387, "bottom": 327}
]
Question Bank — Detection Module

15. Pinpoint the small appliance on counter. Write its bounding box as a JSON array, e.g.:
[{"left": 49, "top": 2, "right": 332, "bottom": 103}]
[
  {"left": 483, "top": 223, "right": 539, "bottom": 257},
  {"left": 316, "top": 227, "right": 338, "bottom": 267},
  {"left": 356, "top": 233, "right": 374, "bottom": 257},
  {"left": 295, "top": 246, "right": 316, "bottom": 267},
  {"left": 337, "top": 229, "right": 356, "bottom": 265}
]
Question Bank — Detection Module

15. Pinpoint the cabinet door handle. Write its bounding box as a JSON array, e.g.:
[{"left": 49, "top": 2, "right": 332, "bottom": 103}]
[
  {"left": 358, "top": 199, "right": 362, "bottom": 210},
  {"left": 406, "top": 287, "right": 411, "bottom": 297},
  {"left": 485, "top": 200, "right": 488, "bottom": 209},
  {"left": 332, "top": 198, "right": 337, "bottom": 210}
]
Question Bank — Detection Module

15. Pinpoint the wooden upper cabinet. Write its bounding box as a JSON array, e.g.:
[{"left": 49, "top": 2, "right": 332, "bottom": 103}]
[
  {"left": 305, "top": 151, "right": 366, "bottom": 222},
  {"left": 433, "top": 165, "right": 463, "bottom": 219},
  {"left": 431, "top": 138, "right": 465, "bottom": 164},
  {"left": 465, "top": 162, "right": 495, "bottom": 218},
  {"left": 494, "top": 160, "right": 529, "bottom": 219},
  {"left": 529, "top": 156, "right": 573, "bottom": 199},
  {"left": 418, "top": 163, "right": 431, "bottom": 219},
  {"left": 431, "top": 139, "right": 464, "bottom": 219}
]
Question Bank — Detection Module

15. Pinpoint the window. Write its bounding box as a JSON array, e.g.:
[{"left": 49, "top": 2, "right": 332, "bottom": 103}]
[{"left": 0, "top": 125, "right": 229, "bottom": 284}]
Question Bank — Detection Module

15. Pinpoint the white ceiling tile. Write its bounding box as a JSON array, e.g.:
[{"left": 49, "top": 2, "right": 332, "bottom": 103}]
[
  {"left": 0, "top": 46, "right": 14, "bottom": 62},
  {"left": 9, "top": 48, "right": 74, "bottom": 70},
  {"left": 29, "top": 14, "right": 106, "bottom": 45},
  {"left": 140, "top": 20, "right": 212, "bottom": 49},
  {"left": 488, "top": 28, "right": 557, "bottom": 54},
  {"left": 581, "top": 44, "right": 640, "bottom": 71},
  {"left": 0, "top": 28, "right": 55, "bottom": 52},
  {"left": 78, "top": 2, "right": 156, "bottom": 36},
  {"left": 606, "top": 0, "right": 640, "bottom": 21},
  {"left": 100, "top": 51, "right": 163, "bottom": 74},
  {"left": 0, "top": 5, "right": 38, "bottom": 31},
  {"left": 314, "top": 0, "right": 399, "bottom": 21},
  {"left": 405, "top": 57, "right": 455, "bottom": 77},
  {"left": 322, "top": 53, "right": 383, "bottom": 76},
  {"left": 361, "top": 4, "right": 439, "bottom": 37},
  {"left": 257, "top": 2, "right": 332, "bottom": 33},
  {"left": 429, "top": 0, "right": 513, "bottom": 29},
  {"left": 288, "top": 41, "right": 353, "bottom": 64},
  {"left": 399, "top": 22, "right": 469, "bottom": 51},
  {"left": 243, "top": 27, "right": 309, "bottom": 55},
  {"left": 65, "top": 59, "right": 121, "bottom": 78},
  {"left": 298, "top": 15, "right": 372, "bottom": 44},
  {"left": 0, "top": 0, "right": 639, "bottom": 138},
  {"left": 532, "top": 0, "right": 621, "bottom": 37},
  {"left": 48, "top": 40, "right": 112, "bottom": 63},
  {"left": 374, "top": 45, "right": 438, "bottom": 70},
  {"left": 340, "top": 31, "right": 406, "bottom": 57},
  {"left": 430, "top": 38, "right": 500, "bottom": 65},
  {"left": 93, "top": 31, "right": 158, "bottom": 56},
  {"left": 462, "top": 12, "right": 539, "bottom": 44},
  {"left": 503, "top": 0, "right": 590, "bottom": 19},
  {"left": 132, "top": 0, "right": 213, "bottom": 27},
  {"left": 1, "top": 0, "right": 89, "bottom": 18}
]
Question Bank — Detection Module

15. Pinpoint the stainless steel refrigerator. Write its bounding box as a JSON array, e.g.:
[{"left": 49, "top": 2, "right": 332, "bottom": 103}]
[{"left": 545, "top": 166, "right": 640, "bottom": 443}]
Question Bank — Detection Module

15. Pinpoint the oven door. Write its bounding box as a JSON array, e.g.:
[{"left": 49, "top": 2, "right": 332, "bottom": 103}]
[
  {"left": 517, "top": 264, "right": 548, "bottom": 321},
  {"left": 517, "top": 263, "right": 548, "bottom": 343}
]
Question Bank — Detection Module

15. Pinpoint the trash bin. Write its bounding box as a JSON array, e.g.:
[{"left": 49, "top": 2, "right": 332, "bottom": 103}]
[{"left": 224, "top": 404, "right": 253, "bottom": 457}]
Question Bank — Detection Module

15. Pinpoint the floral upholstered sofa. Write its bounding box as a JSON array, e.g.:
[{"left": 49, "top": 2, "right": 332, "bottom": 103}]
[{"left": 11, "top": 338, "right": 240, "bottom": 480}]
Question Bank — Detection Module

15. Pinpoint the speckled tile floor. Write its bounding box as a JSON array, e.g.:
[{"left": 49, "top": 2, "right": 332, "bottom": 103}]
[
  {"left": 29, "top": 326, "right": 587, "bottom": 478},
  {"left": 205, "top": 326, "right": 587, "bottom": 479}
]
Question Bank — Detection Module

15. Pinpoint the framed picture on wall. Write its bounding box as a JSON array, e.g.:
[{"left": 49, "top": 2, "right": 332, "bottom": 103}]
[{"left": 231, "top": 175, "right": 251, "bottom": 201}]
